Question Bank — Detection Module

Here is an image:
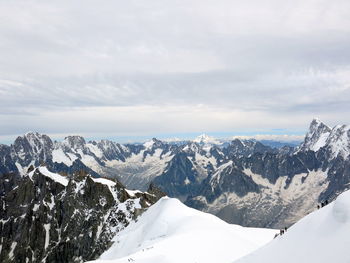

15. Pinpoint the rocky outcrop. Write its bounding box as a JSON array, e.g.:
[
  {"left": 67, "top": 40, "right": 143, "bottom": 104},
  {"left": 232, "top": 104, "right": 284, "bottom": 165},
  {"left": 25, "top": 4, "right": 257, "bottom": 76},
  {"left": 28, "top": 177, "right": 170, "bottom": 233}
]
[
  {"left": 152, "top": 152, "right": 201, "bottom": 201},
  {"left": 0, "top": 167, "right": 164, "bottom": 263}
]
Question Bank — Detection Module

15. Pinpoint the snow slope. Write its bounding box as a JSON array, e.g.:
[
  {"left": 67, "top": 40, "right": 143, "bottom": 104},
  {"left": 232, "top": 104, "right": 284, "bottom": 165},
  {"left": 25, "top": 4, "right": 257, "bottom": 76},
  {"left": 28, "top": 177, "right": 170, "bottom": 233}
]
[
  {"left": 235, "top": 189, "right": 350, "bottom": 263},
  {"left": 89, "top": 197, "right": 275, "bottom": 263},
  {"left": 28, "top": 166, "right": 69, "bottom": 186}
]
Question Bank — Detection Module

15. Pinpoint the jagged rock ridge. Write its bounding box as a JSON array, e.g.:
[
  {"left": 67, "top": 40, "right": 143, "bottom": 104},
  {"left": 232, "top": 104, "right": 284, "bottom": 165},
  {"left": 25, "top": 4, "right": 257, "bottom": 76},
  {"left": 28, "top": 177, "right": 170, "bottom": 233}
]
[{"left": 0, "top": 166, "right": 165, "bottom": 263}]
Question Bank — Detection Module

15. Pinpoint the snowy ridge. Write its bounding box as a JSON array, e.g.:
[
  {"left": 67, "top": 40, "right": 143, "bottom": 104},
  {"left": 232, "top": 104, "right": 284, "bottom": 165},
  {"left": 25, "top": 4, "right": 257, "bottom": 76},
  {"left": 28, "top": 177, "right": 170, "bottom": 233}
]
[
  {"left": 35, "top": 166, "right": 69, "bottom": 186},
  {"left": 326, "top": 124, "right": 350, "bottom": 159},
  {"left": 236, "top": 189, "right": 350, "bottom": 263},
  {"left": 89, "top": 197, "right": 275, "bottom": 263}
]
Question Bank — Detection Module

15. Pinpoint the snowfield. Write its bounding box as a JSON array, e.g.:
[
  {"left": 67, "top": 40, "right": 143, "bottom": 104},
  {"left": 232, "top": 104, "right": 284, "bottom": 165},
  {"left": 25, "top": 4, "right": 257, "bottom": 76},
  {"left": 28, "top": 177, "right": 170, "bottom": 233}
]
[
  {"left": 88, "top": 197, "right": 276, "bottom": 263},
  {"left": 89, "top": 190, "right": 350, "bottom": 263},
  {"left": 235, "top": 189, "right": 350, "bottom": 263}
]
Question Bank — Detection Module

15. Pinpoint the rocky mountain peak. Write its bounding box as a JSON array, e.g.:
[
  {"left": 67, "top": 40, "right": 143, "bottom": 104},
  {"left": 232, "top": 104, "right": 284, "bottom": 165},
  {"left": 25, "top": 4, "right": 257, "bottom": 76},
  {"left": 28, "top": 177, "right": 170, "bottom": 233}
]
[
  {"left": 16, "top": 132, "right": 53, "bottom": 150},
  {"left": 309, "top": 118, "right": 331, "bottom": 133},
  {"left": 151, "top": 137, "right": 164, "bottom": 147},
  {"left": 299, "top": 119, "right": 332, "bottom": 152},
  {"left": 231, "top": 138, "right": 245, "bottom": 146},
  {"left": 325, "top": 124, "right": 350, "bottom": 159},
  {"left": 224, "top": 138, "right": 274, "bottom": 158},
  {"left": 193, "top": 134, "right": 220, "bottom": 145},
  {"left": 144, "top": 138, "right": 164, "bottom": 149},
  {"left": 63, "top": 135, "right": 86, "bottom": 150},
  {"left": 10, "top": 132, "right": 53, "bottom": 168}
]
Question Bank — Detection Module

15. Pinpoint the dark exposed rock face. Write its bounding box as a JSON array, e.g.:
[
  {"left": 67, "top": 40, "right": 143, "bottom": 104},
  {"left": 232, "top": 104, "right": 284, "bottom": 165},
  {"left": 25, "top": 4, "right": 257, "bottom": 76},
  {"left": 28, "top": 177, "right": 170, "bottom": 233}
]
[
  {"left": 0, "top": 145, "right": 17, "bottom": 175},
  {"left": 223, "top": 139, "right": 276, "bottom": 158},
  {"left": 0, "top": 167, "right": 164, "bottom": 263},
  {"left": 152, "top": 152, "right": 201, "bottom": 201},
  {"left": 10, "top": 132, "right": 54, "bottom": 168}
]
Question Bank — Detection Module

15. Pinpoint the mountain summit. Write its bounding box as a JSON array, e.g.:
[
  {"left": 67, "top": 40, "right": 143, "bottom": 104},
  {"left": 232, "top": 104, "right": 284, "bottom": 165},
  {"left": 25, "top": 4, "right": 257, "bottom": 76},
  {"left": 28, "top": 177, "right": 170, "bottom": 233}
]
[
  {"left": 193, "top": 134, "right": 221, "bottom": 145},
  {"left": 298, "top": 118, "right": 350, "bottom": 159},
  {"left": 298, "top": 118, "right": 332, "bottom": 152}
]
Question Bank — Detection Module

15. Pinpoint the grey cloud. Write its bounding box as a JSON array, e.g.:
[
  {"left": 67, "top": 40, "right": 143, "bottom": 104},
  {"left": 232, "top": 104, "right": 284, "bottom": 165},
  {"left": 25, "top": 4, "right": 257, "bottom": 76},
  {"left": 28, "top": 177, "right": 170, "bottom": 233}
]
[
  {"left": 0, "top": 0, "right": 350, "bottom": 137},
  {"left": 1, "top": 69, "right": 348, "bottom": 113}
]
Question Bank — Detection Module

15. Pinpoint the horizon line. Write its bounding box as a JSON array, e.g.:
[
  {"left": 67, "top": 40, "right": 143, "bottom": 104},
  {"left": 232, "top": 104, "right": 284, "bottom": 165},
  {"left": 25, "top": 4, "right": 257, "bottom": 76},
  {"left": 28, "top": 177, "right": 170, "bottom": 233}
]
[{"left": 0, "top": 131, "right": 305, "bottom": 145}]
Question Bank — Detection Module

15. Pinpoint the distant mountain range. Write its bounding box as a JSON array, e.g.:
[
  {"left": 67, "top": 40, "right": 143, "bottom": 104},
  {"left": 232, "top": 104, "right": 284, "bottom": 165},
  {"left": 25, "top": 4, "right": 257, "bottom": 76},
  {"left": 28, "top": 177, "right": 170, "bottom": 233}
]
[{"left": 1, "top": 119, "right": 350, "bottom": 228}]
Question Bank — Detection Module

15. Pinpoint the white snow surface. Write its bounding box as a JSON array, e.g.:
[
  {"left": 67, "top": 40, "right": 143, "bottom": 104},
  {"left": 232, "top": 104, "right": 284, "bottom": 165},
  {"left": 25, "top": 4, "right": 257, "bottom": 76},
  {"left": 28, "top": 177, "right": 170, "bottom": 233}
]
[
  {"left": 310, "top": 131, "right": 330, "bottom": 152},
  {"left": 43, "top": 223, "right": 51, "bottom": 250},
  {"left": 91, "top": 177, "right": 117, "bottom": 187},
  {"left": 36, "top": 166, "right": 69, "bottom": 186},
  {"left": 143, "top": 140, "right": 155, "bottom": 149},
  {"left": 86, "top": 143, "right": 104, "bottom": 158},
  {"left": 91, "top": 177, "right": 119, "bottom": 200},
  {"left": 125, "top": 189, "right": 142, "bottom": 197},
  {"left": 89, "top": 197, "right": 275, "bottom": 263},
  {"left": 326, "top": 125, "right": 350, "bottom": 159},
  {"left": 52, "top": 148, "right": 76, "bottom": 166},
  {"left": 235, "top": 189, "right": 350, "bottom": 263},
  {"left": 106, "top": 149, "right": 173, "bottom": 190}
]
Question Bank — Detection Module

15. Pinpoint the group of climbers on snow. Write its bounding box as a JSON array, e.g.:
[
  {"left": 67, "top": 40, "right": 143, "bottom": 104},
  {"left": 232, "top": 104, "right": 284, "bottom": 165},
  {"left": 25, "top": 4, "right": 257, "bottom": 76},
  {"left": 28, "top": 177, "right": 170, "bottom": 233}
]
[
  {"left": 274, "top": 199, "right": 331, "bottom": 239},
  {"left": 317, "top": 199, "right": 329, "bottom": 209},
  {"left": 274, "top": 227, "right": 288, "bottom": 238}
]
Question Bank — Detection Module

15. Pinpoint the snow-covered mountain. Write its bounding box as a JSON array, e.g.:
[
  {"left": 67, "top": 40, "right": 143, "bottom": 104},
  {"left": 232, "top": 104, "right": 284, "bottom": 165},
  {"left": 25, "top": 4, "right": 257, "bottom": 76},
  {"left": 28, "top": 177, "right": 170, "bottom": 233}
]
[
  {"left": 183, "top": 119, "right": 350, "bottom": 228},
  {"left": 236, "top": 189, "right": 350, "bottom": 263},
  {"left": 88, "top": 197, "right": 275, "bottom": 263},
  {"left": 0, "top": 166, "right": 165, "bottom": 262},
  {"left": 0, "top": 133, "right": 265, "bottom": 192},
  {"left": 1, "top": 119, "right": 350, "bottom": 228},
  {"left": 298, "top": 118, "right": 332, "bottom": 152},
  {"left": 298, "top": 118, "right": 350, "bottom": 159}
]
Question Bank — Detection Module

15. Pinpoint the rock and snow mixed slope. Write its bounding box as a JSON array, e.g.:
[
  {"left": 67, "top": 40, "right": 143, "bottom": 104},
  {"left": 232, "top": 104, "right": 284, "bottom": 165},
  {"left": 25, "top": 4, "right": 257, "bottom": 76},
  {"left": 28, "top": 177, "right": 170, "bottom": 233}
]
[
  {"left": 0, "top": 166, "right": 165, "bottom": 262},
  {"left": 187, "top": 167, "right": 330, "bottom": 228},
  {"left": 89, "top": 197, "right": 275, "bottom": 263},
  {"left": 297, "top": 118, "right": 350, "bottom": 159},
  {"left": 186, "top": 119, "right": 350, "bottom": 228},
  {"left": 235, "top": 189, "right": 350, "bottom": 263}
]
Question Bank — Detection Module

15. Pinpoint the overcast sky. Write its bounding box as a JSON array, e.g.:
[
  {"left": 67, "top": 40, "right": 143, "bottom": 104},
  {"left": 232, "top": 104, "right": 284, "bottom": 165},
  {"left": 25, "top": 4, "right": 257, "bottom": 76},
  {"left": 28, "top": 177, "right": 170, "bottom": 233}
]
[{"left": 1, "top": 0, "right": 350, "bottom": 143}]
